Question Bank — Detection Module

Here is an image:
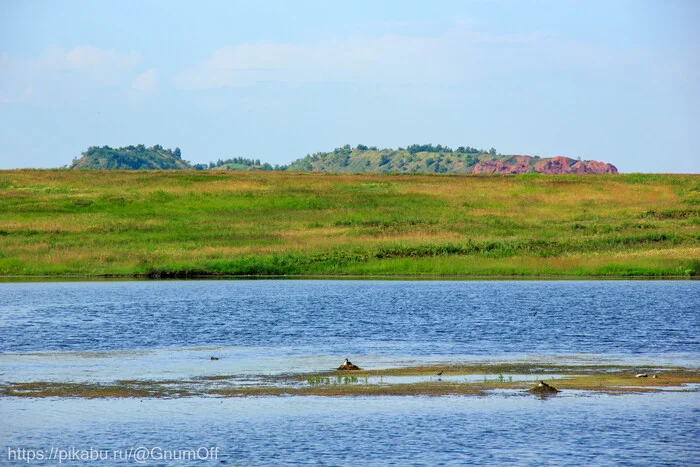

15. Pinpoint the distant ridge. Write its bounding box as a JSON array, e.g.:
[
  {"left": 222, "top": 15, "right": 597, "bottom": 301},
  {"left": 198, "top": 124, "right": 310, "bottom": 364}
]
[
  {"left": 286, "top": 145, "right": 618, "bottom": 175},
  {"left": 68, "top": 144, "right": 618, "bottom": 174}
]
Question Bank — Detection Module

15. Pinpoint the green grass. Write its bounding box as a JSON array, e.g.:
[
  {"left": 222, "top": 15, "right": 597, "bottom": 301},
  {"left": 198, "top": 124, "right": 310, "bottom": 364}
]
[
  {"left": 3, "top": 364, "right": 698, "bottom": 398},
  {"left": 0, "top": 170, "right": 698, "bottom": 277}
]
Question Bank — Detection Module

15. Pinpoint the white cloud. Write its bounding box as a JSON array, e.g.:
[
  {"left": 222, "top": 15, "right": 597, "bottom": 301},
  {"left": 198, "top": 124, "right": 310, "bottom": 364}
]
[
  {"left": 0, "top": 46, "right": 142, "bottom": 74},
  {"left": 64, "top": 46, "right": 142, "bottom": 71},
  {"left": 173, "top": 32, "right": 649, "bottom": 90},
  {"left": 132, "top": 68, "right": 159, "bottom": 91},
  {"left": 0, "top": 46, "right": 143, "bottom": 103},
  {"left": 173, "top": 34, "right": 465, "bottom": 89}
]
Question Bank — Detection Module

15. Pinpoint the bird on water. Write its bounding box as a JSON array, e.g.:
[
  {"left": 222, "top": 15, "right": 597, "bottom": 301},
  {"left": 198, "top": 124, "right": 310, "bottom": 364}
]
[{"left": 338, "top": 357, "right": 361, "bottom": 370}]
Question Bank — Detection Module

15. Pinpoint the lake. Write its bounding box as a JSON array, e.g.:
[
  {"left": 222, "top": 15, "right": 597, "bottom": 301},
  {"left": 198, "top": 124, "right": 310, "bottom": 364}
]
[{"left": 1, "top": 280, "right": 698, "bottom": 465}]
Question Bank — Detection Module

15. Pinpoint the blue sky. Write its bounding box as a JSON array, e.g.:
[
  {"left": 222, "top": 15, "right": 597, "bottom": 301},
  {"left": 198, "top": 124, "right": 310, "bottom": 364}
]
[{"left": 1, "top": 0, "right": 698, "bottom": 172}]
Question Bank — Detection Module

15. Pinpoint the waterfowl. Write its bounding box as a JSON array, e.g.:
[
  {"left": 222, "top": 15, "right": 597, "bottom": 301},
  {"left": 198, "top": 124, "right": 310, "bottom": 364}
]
[
  {"left": 210, "top": 356, "right": 219, "bottom": 361},
  {"left": 338, "top": 358, "right": 361, "bottom": 371},
  {"left": 528, "top": 380, "right": 559, "bottom": 394}
]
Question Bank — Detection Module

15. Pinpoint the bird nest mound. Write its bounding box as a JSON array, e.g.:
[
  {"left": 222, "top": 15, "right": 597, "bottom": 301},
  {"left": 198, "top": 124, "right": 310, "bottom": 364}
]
[
  {"left": 337, "top": 363, "right": 361, "bottom": 371},
  {"left": 528, "top": 381, "right": 559, "bottom": 394}
]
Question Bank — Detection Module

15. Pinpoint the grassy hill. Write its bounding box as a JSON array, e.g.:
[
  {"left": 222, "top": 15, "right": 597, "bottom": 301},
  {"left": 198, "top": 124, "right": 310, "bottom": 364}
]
[
  {"left": 71, "top": 145, "right": 190, "bottom": 170},
  {"left": 286, "top": 144, "right": 617, "bottom": 174},
  {"left": 287, "top": 144, "right": 491, "bottom": 173},
  {"left": 0, "top": 170, "right": 697, "bottom": 278},
  {"left": 68, "top": 144, "right": 616, "bottom": 174}
]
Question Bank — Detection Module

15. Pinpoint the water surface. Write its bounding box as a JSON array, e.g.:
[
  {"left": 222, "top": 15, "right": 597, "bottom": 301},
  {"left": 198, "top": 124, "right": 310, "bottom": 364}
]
[
  {"left": 2, "top": 392, "right": 699, "bottom": 466},
  {"left": 1, "top": 280, "right": 698, "bottom": 465},
  {"left": 2, "top": 280, "right": 698, "bottom": 355}
]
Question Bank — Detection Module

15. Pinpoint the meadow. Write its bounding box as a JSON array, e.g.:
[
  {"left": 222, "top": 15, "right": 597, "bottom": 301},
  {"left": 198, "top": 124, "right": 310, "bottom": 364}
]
[{"left": 0, "top": 170, "right": 698, "bottom": 277}]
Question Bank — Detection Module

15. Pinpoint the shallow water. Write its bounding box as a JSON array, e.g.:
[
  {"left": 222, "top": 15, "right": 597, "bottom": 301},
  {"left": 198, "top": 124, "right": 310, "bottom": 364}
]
[
  {"left": 2, "top": 392, "right": 699, "bottom": 466},
  {"left": 1, "top": 280, "right": 699, "bottom": 465},
  {"left": 1, "top": 280, "right": 698, "bottom": 385}
]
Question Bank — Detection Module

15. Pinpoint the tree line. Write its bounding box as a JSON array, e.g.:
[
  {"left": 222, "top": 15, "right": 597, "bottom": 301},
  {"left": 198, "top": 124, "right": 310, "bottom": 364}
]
[{"left": 72, "top": 143, "right": 502, "bottom": 171}]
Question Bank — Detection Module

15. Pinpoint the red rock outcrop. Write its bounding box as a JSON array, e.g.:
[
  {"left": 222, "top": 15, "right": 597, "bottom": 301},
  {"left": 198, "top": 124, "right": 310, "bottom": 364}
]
[
  {"left": 472, "top": 156, "right": 532, "bottom": 174},
  {"left": 571, "top": 159, "right": 618, "bottom": 174},
  {"left": 533, "top": 156, "right": 618, "bottom": 174},
  {"left": 471, "top": 155, "right": 618, "bottom": 175}
]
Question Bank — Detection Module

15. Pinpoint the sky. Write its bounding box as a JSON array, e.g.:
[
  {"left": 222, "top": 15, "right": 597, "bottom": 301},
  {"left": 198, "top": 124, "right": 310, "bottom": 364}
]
[{"left": 0, "top": 0, "right": 698, "bottom": 173}]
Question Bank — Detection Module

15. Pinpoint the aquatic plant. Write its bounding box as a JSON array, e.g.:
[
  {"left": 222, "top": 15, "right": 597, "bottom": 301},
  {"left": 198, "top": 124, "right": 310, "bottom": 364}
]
[{"left": 6, "top": 363, "right": 699, "bottom": 398}]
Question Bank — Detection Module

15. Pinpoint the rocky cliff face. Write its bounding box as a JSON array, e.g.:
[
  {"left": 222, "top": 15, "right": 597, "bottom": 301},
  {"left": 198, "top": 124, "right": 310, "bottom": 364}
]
[
  {"left": 533, "top": 156, "right": 618, "bottom": 174},
  {"left": 473, "top": 156, "right": 617, "bottom": 175},
  {"left": 471, "top": 156, "right": 533, "bottom": 174}
]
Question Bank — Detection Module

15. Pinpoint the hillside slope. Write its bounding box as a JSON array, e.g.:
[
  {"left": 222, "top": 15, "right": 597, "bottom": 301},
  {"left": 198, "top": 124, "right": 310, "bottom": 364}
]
[
  {"left": 70, "top": 145, "right": 190, "bottom": 170},
  {"left": 67, "top": 144, "right": 618, "bottom": 174},
  {"left": 287, "top": 145, "right": 618, "bottom": 174}
]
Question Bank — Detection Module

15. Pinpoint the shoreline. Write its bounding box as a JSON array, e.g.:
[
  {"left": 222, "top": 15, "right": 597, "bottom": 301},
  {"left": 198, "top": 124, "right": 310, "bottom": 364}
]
[
  {"left": 1, "top": 273, "right": 697, "bottom": 282},
  {"left": 3, "top": 363, "right": 698, "bottom": 399}
]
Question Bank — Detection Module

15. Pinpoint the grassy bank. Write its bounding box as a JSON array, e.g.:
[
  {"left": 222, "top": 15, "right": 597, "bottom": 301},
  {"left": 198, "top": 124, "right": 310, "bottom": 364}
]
[{"left": 0, "top": 170, "right": 698, "bottom": 277}]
